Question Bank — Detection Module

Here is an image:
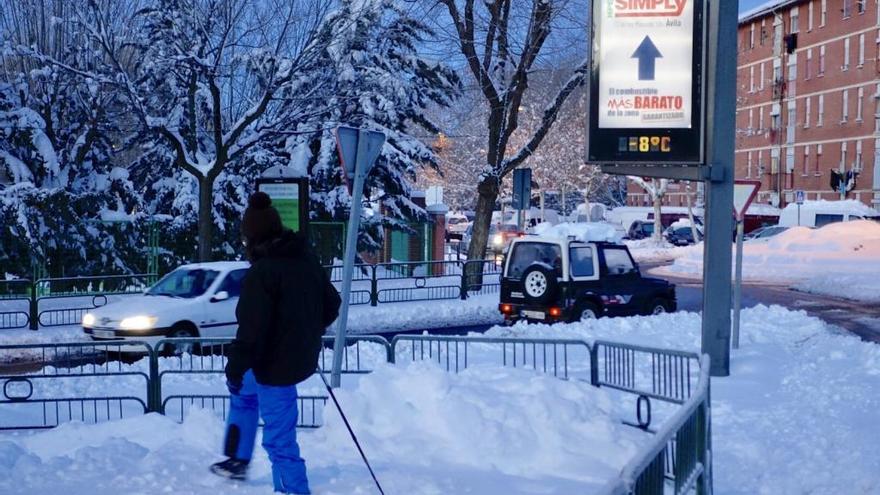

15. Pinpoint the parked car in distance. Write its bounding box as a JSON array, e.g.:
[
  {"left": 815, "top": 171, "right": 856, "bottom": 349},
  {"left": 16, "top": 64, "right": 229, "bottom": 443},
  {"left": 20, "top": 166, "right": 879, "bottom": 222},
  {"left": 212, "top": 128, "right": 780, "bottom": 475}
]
[
  {"left": 499, "top": 237, "right": 676, "bottom": 324},
  {"left": 665, "top": 226, "right": 696, "bottom": 246},
  {"left": 744, "top": 225, "right": 789, "bottom": 241},
  {"left": 445, "top": 213, "right": 470, "bottom": 241},
  {"left": 82, "top": 262, "right": 248, "bottom": 354},
  {"left": 625, "top": 220, "right": 655, "bottom": 240},
  {"left": 462, "top": 223, "right": 524, "bottom": 254}
]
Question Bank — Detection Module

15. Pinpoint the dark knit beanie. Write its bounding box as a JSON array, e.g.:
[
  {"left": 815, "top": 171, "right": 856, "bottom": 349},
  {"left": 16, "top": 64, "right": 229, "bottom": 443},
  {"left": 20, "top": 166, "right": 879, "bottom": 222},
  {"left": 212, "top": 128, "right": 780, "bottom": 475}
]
[{"left": 241, "top": 192, "right": 283, "bottom": 244}]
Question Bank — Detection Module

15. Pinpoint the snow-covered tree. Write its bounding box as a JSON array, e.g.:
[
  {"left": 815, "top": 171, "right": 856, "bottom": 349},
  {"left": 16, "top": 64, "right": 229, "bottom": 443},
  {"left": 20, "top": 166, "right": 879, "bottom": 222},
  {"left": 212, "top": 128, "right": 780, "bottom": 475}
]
[
  {"left": 0, "top": 1, "right": 146, "bottom": 276},
  {"left": 628, "top": 177, "right": 669, "bottom": 242},
  {"left": 426, "top": 0, "right": 590, "bottom": 269},
  {"left": 272, "top": 0, "right": 461, "bottom": 252},
  {"left": 20, "top": 0, "right": 336, "bottom": 261}
]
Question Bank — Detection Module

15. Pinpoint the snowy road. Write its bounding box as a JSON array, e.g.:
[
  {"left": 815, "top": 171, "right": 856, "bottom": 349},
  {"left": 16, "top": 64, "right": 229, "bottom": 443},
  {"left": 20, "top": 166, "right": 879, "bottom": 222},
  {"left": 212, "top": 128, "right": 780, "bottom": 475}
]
[{"left": 644, "top": 263, "right": 880, "bottom": 344}]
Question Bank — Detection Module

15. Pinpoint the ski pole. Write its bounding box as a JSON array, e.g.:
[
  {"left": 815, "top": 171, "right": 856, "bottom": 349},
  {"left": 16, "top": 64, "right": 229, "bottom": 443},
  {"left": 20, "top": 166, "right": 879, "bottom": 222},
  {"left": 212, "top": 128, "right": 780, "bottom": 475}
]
[{"left": 316, "top": 367, "right": 385, "bottom": 495}]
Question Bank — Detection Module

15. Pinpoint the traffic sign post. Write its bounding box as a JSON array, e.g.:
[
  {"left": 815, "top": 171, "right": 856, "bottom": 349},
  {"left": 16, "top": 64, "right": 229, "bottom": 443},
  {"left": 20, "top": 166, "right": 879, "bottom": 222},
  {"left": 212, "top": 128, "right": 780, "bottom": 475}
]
[
  {"left": 512, "top": 168, "right": 532, "bottom": 231},
  {"left": 331, "top": 126, "right": 386, "bottom": 388},
  {"left": 795, "top": 190, "right": 805, "bottom": 226},
  {"left": 732, "top": 180, "right": 761, "bottom": 350},
  {"left": 586, "top": 0, "right": 706, "bottom": 178}
]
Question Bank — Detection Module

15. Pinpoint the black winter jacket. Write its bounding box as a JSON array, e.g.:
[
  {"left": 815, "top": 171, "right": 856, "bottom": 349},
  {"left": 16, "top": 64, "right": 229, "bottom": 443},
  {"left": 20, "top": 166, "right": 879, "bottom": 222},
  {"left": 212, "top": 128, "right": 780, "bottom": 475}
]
[{"left": 226, "top": 230, "right": 341, "bottom": 386}]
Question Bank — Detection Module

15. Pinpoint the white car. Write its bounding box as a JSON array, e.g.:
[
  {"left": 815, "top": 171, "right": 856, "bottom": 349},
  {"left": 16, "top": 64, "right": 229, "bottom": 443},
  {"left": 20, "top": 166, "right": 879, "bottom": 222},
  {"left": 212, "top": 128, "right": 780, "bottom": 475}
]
[{"left": 82, "top": 261, "right": 249, "bottom": 353}]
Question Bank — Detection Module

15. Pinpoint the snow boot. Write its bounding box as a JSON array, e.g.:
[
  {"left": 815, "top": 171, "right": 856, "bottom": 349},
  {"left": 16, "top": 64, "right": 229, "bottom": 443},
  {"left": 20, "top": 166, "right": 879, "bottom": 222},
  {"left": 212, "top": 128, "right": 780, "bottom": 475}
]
[{"left": 210, "top": 457, "right": 250, "bottom": 481}]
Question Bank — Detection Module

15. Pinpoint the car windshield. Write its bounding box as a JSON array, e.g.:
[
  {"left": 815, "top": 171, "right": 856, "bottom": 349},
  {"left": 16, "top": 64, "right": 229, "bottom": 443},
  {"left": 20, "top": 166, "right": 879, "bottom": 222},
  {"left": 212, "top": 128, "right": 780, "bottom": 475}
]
[
  {"left": 448, "top": 217, "right": 465, "bottom": 225},
  {"left": 147, "top": 268, "right": 220, "bottom": 298},
  {"left": 641, "top": 223, "right": 654, "bottom": 233}
]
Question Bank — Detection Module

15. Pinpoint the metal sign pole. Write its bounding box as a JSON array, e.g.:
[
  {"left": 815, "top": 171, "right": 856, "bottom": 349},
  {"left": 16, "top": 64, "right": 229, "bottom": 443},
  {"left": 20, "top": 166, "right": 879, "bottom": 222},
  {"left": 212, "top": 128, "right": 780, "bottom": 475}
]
[
  {"left": 732, "top": 217, "right": 745, "bottom": 349},
  {"left": 700, "top": 0, "right": 736, "bottom": 377},
  {"left": 331, "top": 130, "right": 369, "bottom": 388}
]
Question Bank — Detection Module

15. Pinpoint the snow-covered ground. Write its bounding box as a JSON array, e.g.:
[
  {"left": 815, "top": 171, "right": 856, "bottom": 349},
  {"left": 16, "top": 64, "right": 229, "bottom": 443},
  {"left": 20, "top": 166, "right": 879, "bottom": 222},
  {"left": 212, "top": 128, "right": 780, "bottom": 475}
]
[
  {"left": 487, "top": 306, "right": 880, "bottom": 495},
  {"left": 656, "top": 220, "right": 880, "bottom": 302},
  {"left": 1, "top": 306, "right": 878, "bottom": 493},
  {"left": 0, "top": 360, "right": 646, "bottom": 494}
]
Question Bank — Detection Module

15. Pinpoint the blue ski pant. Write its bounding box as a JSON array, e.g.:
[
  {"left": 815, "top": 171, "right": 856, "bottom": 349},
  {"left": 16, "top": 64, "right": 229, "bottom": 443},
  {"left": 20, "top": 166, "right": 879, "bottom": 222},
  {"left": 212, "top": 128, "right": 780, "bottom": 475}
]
[{"left": 223, "top": 370, "right": 310, "bottom": 494}]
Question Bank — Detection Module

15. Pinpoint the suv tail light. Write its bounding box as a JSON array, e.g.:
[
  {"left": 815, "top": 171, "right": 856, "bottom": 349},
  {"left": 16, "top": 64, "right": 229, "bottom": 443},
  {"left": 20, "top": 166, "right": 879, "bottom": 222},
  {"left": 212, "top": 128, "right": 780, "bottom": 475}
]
[
  {"left": 549, "top": 307, "right": 562, "bottom": 317},
  {"left": 500, "top": 304, "right": 513, "bottom": 314}
]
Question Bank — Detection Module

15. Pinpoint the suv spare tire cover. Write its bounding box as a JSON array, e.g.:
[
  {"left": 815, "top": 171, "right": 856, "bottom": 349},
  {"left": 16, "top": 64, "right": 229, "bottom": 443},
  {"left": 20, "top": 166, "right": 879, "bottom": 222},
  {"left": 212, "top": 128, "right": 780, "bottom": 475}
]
[{"left": 520, "top": 264, "right": 558, "bottom": 305}]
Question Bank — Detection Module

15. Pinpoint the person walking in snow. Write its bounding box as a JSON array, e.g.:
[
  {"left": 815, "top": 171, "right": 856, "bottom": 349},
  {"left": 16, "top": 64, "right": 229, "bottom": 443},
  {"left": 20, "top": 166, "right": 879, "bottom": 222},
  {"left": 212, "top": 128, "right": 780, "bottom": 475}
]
[{"left": 211, "top": 192, "right": 341, "bottom": 494}]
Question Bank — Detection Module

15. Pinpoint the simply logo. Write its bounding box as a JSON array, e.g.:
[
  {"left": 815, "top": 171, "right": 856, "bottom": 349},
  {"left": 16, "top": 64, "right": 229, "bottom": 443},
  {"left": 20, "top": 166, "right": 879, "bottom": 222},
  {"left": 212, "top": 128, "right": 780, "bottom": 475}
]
[{"left": 614, "top": 0, "right": 687, "bottom": 17}]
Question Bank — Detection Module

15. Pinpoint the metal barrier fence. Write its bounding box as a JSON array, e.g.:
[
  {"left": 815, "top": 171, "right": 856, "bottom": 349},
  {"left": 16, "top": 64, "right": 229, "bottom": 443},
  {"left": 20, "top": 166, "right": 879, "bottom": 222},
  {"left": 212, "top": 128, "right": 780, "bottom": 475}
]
[
  {"left": 0, "top": 340, "right": 153, "bottom": 430},
  {"left": 0, "top": 336, "right": 711, "bottom": 493},
  {"left": 0, "top": 274, "right": 156, "bottom": 330},
  {"left": 600, "top": 356, "right": 712, "bottom": 495},
  {"left": 2, "top": 260, "right": 502, "bottom": 331}
]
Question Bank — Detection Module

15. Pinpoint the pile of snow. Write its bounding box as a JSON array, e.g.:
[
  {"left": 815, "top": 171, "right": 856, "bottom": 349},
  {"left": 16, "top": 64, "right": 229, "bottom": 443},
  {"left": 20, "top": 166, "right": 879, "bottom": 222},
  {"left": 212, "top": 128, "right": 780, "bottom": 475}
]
[
  {"left": 487, "top": 305, "right": 880, "bottom": 494},
  {"left": 660, "top": 220, "right": 880, "bottom": 302},
  {"left": 0, "top": 362, "right": 643, "bottom": 494},
  {"left": 532, "top": 222, "right": 622, "bottom": 243}
]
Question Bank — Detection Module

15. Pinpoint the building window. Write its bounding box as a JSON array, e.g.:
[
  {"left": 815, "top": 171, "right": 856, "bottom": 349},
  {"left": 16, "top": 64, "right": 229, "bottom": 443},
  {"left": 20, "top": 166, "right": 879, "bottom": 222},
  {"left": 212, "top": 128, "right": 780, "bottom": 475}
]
[
  {"left": 841, "top": 142, "right": 848, "bottom": 172},
  {"left": 820, "top": 0, "right": 827, "bottom": 26},
  {"left": 858, "top": 33, "right": 865, "bottom": 67},
  {"left": 748, "top": 151, "right": 753, "bottom": 178},
  {"left": 790, "top": 7, "right": 800, "bottom": 33},
  {"left": 803, "top": 145, "right": 811, "bottom": 175},
  {"left": 843, "top": 38, "right": 850, "bottom": 71},
  {"left": 805, "top": 48, "right": 813, "bottom": 79},
  {"left": 816, "top": 144, "right": 824, "bottom": 175},
  {"left": 760, "top": 106, "right": 765, "bottom": 131},
  {"left": 857, "top": 87, "right": 865, "bottom": 121},
  {"left": 819, "top": 45, "right": 826, "bottom": 75},
  {"left": 761, "top": 20, "right": 768, "bottom": 45},
  {"left": 750, "top": 23, "right": 755, "bottom": 49},
  {"left": 875, "top": 84, "right": 880, "bottom": 132},
  {"left": 787, "top": 101, "right": 797, "bottom": 143},
  {"left": 818, "top": 94, "right": 824, "bottom": 126},
  {"left": 843, "top": 0, "right": 853, "bottom": 19},
  {"left": 857, "top": 0, "right": 866, "bottom": 15},
  {"left": 855, "top": 140, "right": 863, "bottom": 172},
  {"left": 842, "top": 90, "right": 850, "bottom": 122},
  {"left": 760, "top": 62, "right": 765, "bottom": 90},
  {"left": 787, "top": 53, "right": 798, "bottom": 81},
  {"left": 808, "top": 1, "right": 814, "bottom": 30},
  {"left": 749, "top": 108, "right": 754, "bottom": 133},
  {"left": 805, "top": 97, "right": 812, "bottom": 128},
  {"left": 758, "top": 150, "right": 765, "bottom": 175},
  {"left": 750, "top": 66, "right": 755, "bottom": 93}
]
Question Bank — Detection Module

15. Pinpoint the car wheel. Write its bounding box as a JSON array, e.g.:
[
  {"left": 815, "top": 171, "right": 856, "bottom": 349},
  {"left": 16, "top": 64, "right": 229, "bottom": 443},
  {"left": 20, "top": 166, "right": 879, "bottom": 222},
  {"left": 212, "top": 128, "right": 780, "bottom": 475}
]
[
  {"left": 520, "top": 264, "right": 558, "bottom": 305},
  {"left": 575, "top": 302, "right": 600, "bottom": 321},
  {"left": 161, "top": 324, "right": 199, "bottom": 357},
  {"left": 648, "top": 298, "right": 671, "bottom": 316}
]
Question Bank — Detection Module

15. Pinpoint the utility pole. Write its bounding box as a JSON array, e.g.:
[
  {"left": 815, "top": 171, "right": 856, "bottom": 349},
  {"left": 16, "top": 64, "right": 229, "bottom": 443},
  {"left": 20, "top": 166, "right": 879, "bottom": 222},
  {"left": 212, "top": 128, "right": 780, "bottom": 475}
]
[{"left": 700, "top": 0, "right": 737, "bottom": 377}]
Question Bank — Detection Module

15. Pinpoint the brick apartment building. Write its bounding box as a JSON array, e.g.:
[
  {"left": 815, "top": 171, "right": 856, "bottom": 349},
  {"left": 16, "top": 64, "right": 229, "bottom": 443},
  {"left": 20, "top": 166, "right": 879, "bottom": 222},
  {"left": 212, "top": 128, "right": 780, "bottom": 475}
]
[{"left": 626, "top": 0, "right": 880, "bottom": 209}]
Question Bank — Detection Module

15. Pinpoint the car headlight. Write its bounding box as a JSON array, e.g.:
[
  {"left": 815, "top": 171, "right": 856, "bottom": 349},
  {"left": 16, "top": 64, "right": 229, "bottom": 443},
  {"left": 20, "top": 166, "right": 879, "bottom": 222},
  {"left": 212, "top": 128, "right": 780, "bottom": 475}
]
[
  {"left": 119, "top": 315, "right": 158, "bottom": 331},
  {"left": 82, "top": 313, "right": 96, "bottom": 328},
  {"left": 492, "top": 234, "right": 504, "bottom": 246}
]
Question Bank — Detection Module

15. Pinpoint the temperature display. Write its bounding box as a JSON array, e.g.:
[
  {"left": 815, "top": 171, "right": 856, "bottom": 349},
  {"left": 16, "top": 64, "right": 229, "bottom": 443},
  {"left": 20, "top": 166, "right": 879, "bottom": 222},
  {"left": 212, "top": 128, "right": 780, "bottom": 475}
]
[{"left": 618, "top": 136, "right": 672, "bottom": 153}]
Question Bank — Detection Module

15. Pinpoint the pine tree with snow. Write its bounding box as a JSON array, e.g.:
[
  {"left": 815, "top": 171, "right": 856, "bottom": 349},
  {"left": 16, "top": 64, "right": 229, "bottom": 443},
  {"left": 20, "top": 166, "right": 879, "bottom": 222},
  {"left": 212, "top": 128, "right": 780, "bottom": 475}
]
[{"left": 275, "top": 0, "right": 462, "bottom": 252}]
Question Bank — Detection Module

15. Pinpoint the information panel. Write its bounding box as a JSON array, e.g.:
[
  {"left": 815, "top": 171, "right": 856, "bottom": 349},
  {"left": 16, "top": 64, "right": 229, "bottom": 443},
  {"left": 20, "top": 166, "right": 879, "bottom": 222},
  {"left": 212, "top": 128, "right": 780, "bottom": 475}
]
[
  {"left": 255, "top": 177, "right": 309, "bottom": 234},
  {"left": 587, "top": 0, "right": 705, "bottom": 166}
]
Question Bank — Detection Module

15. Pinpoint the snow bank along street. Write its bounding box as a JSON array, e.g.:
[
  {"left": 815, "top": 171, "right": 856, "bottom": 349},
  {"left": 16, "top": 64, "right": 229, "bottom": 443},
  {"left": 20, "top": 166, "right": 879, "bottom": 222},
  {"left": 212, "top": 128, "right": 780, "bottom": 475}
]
[
  {"left": 653, "top": 220, "right": 880, "bottom": 303},
  {"left": 0, "top": 355, "right": 646, "bottom": 494}
]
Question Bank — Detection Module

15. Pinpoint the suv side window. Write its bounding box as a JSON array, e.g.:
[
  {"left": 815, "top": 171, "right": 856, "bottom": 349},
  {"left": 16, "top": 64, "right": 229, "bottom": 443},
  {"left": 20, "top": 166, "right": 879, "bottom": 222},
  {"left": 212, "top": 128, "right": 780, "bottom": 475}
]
[
  {"left": 569, "top": 246, "right": 595, "bottom": 278},
  {"left": 216, "top": 269, "right": 248, "bottom": 298},
  {"left": 507, "top": 242, "right": 562, "bottom": 279},
  {"left": 603, "top": 248, "right": 636, "bottom": 276}
]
